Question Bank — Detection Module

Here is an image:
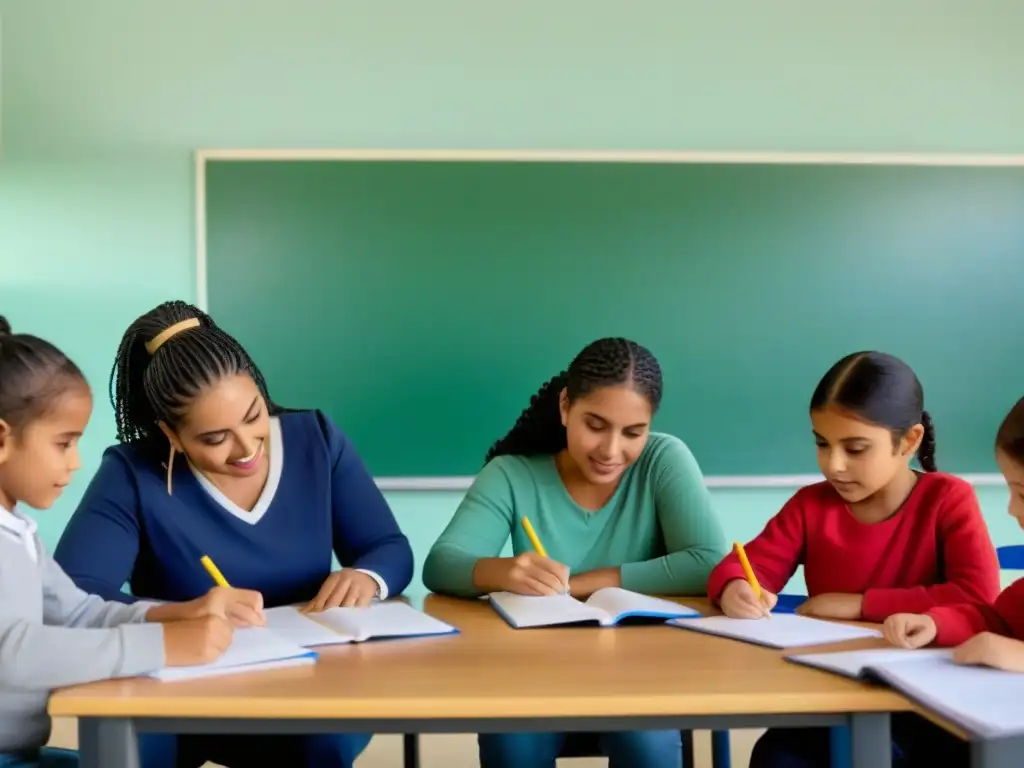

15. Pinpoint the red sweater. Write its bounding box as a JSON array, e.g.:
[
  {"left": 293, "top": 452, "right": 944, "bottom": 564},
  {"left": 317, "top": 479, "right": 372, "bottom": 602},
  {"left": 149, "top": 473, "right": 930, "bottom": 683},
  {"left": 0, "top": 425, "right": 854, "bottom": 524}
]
[
  {"left": 706, "top": 473, "right": 1000, "bottom": 623},
  {"left": 929, "top": 579, "right": 1024, "bottom": 647}
]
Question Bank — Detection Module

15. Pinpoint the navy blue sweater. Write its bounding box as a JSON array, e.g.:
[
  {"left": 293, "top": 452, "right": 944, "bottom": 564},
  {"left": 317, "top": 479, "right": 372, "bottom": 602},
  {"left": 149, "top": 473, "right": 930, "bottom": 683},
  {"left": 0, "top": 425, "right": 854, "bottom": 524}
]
[{"left": 53, "top": 410, "right": 413, "bottom": 607}]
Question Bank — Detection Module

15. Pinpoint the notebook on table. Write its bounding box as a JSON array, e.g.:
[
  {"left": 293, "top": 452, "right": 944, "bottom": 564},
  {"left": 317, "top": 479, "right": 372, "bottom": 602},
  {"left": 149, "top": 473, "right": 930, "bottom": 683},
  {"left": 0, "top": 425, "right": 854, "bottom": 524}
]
[
  {"left": 265, "top": 601, "right": 459, "bottom": 647},
  {"left": 148, "top": 626, "right": 318, "bottom": 682},
  {"left": 785, "top": 647, "right": 1024, "bottom": 739},
  {"left": 488, "top": 587, "right": 701, "bottom": 629},
  {"left": 666, "top": 613, "right": 882, "bottom": 649}
]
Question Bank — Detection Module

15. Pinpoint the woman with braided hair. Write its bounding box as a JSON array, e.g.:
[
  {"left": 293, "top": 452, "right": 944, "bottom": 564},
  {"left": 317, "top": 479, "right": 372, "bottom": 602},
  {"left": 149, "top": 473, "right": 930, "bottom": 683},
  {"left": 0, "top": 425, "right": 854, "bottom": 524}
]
[
  {"left": 53, "top": 300, "right": 413, "bottom": 768},
  {"left": 424, "top": 337, "right": 729, "bottom": 768}
]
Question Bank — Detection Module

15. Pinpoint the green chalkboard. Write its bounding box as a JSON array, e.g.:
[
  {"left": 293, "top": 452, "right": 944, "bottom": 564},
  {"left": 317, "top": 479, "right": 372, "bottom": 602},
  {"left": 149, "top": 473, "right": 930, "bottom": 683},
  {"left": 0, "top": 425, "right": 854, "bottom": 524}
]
[{"left": 205, "top": 160, "right": 1024, "bottom": 478}]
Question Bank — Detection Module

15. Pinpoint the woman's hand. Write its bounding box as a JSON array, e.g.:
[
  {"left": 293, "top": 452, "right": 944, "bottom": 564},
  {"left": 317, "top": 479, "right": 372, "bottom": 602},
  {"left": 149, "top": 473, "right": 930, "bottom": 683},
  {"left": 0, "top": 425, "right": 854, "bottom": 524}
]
[
  {"left": 795, "top": 593, "right": 863, "bottom": 621},
  {"left": 719, "top": 579, "right": 777, "bottom": 619},
  {"left": 473, "top": 553, "right": 570, "bottom": 596},
  {"left": 883, "top": 613, "right": 937, "bottom": 649},
  {"left": 303, "top": 569, "right": 380, "bottom": 612}
]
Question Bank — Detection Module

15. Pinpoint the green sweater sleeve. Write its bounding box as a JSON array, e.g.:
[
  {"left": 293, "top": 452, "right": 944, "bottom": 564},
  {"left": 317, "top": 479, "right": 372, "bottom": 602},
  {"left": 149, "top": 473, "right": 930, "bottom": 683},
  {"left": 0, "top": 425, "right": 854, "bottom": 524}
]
[
  {"left": 422, "top": 460, "right": 515, "bottom": 598},
  {"left": 620, "top": 438, "right": 729, "bottom": 595}
]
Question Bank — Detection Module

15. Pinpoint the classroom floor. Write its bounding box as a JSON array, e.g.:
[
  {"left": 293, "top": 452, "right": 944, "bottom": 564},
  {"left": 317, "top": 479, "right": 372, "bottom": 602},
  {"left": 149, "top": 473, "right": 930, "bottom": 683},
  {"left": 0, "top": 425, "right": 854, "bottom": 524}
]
[{"left": 48, "top": 718, "right": 762, "bottom": 766}]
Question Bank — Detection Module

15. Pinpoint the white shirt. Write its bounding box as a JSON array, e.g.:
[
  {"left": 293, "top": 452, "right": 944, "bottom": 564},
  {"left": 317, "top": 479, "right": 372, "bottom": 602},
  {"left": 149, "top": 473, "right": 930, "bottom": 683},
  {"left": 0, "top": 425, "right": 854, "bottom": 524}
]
[{"left": 0, "top": 505, "right": 38, "bottom": 562}]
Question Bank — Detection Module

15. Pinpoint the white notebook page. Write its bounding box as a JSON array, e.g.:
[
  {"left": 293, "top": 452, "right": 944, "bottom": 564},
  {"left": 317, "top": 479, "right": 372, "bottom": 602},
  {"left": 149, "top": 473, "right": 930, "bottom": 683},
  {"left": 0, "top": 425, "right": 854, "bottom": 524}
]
[
  {"left": 312, "top": 601, "right": 457, "bottom": 641},
  {"left": 489, "top": 592, "right": 609, "bottom": 627},
  {"left": 149, "top": 626, "right": 315, "bottom": 681},
  {"left": 668, "top": 614, "right": 882, "bottom": 649}
]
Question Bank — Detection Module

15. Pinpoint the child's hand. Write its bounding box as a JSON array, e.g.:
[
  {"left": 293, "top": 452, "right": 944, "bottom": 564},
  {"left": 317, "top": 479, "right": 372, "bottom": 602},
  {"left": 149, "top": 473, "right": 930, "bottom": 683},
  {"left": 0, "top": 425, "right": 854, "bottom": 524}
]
[
  {"left": 719, "top": 579, "right": 777, "bottom": 619},
  {"left": 163, "top": 616, "right": 234, "bottom": 666},
  {"left": 953, "top": 632, "right": 1024, "bottom": 672},
  {"left": 795, "top": 593, "right": 863, "bottom": 621},
  {"left": 883, "top": 613, "right": 936, "bottom": 648},
  {"left": 194, "top": 586, "right": 265, "bottom": 627}
]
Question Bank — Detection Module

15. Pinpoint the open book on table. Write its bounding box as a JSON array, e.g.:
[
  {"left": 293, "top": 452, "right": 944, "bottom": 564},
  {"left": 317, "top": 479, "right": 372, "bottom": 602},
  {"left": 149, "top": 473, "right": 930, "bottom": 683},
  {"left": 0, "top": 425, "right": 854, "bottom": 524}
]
[
  {"left": 264, "top": 600, "right": 459, "bottom": 647},
  {"left": 666, "top": 613, "right": 882, "bottom": 649},
  {"left": 148, "top": 626, "right": 318, "bottom": 682},
  {"left": 785, "top": 647, "right": 1024, "bottom": 739},
  {"left": 488, "top": 587, "right": 701, "bottom": 629}
]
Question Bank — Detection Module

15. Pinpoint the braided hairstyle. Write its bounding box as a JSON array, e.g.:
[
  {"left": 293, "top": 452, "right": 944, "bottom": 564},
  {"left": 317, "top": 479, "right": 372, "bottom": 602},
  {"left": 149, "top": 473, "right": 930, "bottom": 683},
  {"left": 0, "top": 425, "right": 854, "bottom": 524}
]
[
  {"left": 809, "top": 351, "right": 937, "bottom": 472},
  {"left": 996, "top": 395, "right": 1024, "bottom": 465},
  {"left": 0, "top": 315, "right": 87, "bottom": 430},
  {"left": 485, "top": 337, "right": 663, "bottom": 464},
  {"left": 111, "top": 300, "right": 285, "bottom": 465}
]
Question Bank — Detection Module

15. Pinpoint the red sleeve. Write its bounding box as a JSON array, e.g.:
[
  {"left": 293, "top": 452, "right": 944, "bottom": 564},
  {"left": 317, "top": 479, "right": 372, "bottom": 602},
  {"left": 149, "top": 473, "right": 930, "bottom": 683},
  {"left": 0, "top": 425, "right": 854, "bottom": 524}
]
[
  {"left": 861, "top": 484, "right": 1001, "bottom": 622},
  {"left": 929, "top": 578, "right": 1024, "bottom": 647},
  {"left": 706, "top": 490, "right": 806, "bottom": 603}
]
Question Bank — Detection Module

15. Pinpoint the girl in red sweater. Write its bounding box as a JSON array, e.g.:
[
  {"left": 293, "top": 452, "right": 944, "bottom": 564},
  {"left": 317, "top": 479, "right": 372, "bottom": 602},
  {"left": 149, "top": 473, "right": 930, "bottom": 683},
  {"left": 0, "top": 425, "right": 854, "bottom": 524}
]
[
  {"left": 885, "top": 394, "right": 1024, "bottom": 671},
  {"left": 707, "top": 351, "right": 1000, "bottom": 767}
]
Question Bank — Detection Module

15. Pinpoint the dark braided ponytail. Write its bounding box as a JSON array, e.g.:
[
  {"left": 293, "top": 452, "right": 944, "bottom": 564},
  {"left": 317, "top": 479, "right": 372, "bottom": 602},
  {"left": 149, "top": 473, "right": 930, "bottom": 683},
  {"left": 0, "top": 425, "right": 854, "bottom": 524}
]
[
  {"left": 485, "top": 337, "right": 662, "bottom": 464},
  {"left": 810, "top": 350, "right": 937, "bottom": 472},
  {"left": 111, "top": 300, "right": 285, "bottom": 466}
]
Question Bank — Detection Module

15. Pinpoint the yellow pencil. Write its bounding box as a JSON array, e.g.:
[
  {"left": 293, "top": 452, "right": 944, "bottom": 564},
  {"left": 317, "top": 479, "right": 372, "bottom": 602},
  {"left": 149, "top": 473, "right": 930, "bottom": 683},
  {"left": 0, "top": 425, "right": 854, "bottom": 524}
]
[
  {"left": 733, "top": 541, "right": 771, "bottom": 618},
  {"left": 201, "top": 554, "right": 231, "bottom": 588},
  {"left": 521, "top": 516, "right": 548, "bottom": 558}
]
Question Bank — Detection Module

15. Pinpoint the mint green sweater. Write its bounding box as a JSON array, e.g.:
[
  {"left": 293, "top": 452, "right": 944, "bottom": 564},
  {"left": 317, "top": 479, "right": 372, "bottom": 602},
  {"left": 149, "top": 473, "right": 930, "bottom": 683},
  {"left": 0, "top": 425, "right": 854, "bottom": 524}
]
[{"left": 422, "top": 433, "right": 728, "bottom": 598}]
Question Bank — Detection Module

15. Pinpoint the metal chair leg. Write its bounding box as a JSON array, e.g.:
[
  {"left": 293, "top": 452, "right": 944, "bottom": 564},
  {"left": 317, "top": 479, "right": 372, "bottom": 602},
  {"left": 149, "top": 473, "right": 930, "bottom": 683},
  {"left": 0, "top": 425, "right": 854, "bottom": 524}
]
[
  {"left": 681, "top": 729, "right": 695, "bottom": 766},
  {"left": 403, "top": 733, "right": 420, "bottom": 768},
  {"left": 711, "top": 729, "right": 732, "bottom": 768}
]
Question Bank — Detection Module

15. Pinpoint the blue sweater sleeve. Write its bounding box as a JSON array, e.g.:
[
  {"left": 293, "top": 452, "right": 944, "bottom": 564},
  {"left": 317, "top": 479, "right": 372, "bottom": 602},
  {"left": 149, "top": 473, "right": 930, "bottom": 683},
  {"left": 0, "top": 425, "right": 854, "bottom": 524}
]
[
  {"left": 52, "top": 450, "right": 142, "bottom": 605},
  {"left": 318, "top": 412, "right": 414, "bottom": 596}
]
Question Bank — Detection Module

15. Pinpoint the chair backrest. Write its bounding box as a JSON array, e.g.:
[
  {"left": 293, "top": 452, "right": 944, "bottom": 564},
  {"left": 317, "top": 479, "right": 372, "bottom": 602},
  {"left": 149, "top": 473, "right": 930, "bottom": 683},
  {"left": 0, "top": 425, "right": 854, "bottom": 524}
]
[{"left": 998, "top": 545, "right": 1024, "bottom": 569}]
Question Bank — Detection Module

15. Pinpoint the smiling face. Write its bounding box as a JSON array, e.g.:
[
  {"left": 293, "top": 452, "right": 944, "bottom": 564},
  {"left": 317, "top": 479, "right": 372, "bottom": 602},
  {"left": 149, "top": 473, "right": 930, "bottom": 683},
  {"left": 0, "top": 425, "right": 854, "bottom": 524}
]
[
  {"left": 811, "top": 404, "right": 923, "bottom": 503},
  {"left": 559, "top": 383, "right": 653, "bottom": 487},
  {"left": 158, "top": 373, "right": 270, "bottom": 480},
  {"left": 0, "top": 384, "right": 92, "bottom": 511}
]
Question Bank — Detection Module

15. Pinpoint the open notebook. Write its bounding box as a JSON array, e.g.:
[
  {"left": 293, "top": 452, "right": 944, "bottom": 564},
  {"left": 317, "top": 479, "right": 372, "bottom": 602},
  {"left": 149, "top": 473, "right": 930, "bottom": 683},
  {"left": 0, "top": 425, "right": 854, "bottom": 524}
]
[
  {"left": 786, "top": 647, "right": 1024, "bottom": 739},
  {"left": 667, "top": 613, "right": 882, "bottom": 649},
  {"left": 265, "top": 601, "right": 459, "bottom": 647},
  {"left": 488, "top": 587, "right": 700, "bottom": 629},
  {"left": 148, "top": 626, "right": 318, "bottom": 682}
]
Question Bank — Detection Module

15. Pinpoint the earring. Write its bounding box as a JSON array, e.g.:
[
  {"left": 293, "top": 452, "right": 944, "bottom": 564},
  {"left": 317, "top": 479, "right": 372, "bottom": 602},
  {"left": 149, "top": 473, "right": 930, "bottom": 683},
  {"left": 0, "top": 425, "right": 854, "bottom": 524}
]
[{"left": 166, "top": 444, "right": 176, "bottom": 496}]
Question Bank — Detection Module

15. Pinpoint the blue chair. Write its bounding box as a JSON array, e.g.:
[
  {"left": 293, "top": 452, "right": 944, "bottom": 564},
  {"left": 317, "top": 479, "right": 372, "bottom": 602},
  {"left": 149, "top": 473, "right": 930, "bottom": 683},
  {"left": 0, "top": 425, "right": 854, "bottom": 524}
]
[{"left": 997, "top": 544, "right": 1024, "bottom": 568}]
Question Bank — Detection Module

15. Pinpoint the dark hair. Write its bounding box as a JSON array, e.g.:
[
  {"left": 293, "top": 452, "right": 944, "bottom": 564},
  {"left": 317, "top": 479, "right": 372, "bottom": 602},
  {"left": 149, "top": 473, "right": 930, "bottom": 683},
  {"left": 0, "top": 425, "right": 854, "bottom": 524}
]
[
  {"left": 809, "top": 351, "right": 936, "bottom": 472},
  {"left": 484, "top": 337, "right": 663, "bottom": 464},
  {"left": 996, "top": 396, "right": 1024, "bottom": 465},
  {"left": 0, "top": 315, "right": 88, "bottom": 430},
  {"left": 111, "top": 300, "right": 284, "bottom": 465}
]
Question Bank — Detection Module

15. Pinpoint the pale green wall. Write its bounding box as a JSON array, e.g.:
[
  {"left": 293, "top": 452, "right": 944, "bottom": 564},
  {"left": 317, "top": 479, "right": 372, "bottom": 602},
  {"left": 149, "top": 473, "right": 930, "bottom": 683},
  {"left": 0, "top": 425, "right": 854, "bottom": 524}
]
[{"left": 2, "top": 1, "right": 1022, "bottom": 596}]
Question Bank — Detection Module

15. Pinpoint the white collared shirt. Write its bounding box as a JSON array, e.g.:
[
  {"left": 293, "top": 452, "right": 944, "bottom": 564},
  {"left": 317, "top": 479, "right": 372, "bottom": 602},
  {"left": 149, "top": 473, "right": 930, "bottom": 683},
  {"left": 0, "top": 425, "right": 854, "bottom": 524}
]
[{"left": 0, "top": 505, "right": 39, "bottom": 562}]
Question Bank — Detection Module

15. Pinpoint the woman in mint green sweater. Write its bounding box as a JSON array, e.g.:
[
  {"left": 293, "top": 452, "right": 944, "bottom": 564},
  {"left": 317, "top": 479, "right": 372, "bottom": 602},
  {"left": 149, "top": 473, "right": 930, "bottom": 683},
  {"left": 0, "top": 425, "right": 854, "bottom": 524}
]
[{"left": 423, "top": 337, "right": 728, "bottom": 768}]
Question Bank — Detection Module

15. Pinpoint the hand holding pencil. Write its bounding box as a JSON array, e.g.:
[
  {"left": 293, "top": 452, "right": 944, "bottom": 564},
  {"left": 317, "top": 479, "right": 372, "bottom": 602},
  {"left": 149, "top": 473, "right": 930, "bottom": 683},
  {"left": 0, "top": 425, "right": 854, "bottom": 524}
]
[
  {"left": 472, "top": 516, "right": 570, "bottom": 596},
  {"left": 719, "top": 542, "right": 777, "bottom": 619}
]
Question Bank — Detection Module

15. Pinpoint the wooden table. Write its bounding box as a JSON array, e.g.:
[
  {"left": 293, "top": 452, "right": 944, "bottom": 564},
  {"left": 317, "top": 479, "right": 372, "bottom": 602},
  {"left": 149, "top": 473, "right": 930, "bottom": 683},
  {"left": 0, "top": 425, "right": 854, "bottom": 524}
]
[{"left": 50, "top": 596, "right": 909, "bottom": 768}]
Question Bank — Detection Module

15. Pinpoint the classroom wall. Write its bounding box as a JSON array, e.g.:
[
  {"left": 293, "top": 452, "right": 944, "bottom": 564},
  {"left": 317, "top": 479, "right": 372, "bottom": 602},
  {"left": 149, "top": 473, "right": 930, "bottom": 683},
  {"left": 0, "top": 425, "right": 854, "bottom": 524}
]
[{"left": 2, "top": 1, "right": 1023, "bottom": 594}]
